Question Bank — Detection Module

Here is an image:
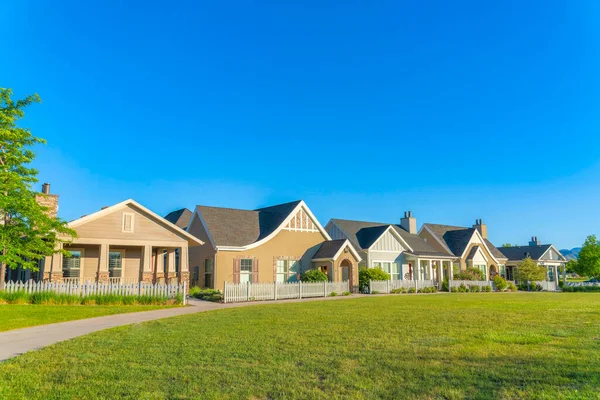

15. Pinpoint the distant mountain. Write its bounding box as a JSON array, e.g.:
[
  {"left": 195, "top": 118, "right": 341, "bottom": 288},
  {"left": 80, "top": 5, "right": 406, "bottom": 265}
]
[{"left": 560, "top": 248, "right": 581, "bottom": 261}]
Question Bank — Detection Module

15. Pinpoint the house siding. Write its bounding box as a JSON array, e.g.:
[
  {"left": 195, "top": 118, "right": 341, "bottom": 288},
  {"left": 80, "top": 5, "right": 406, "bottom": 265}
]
[{"left": 187, "top": 214, "right": 217, "bottom": 288}]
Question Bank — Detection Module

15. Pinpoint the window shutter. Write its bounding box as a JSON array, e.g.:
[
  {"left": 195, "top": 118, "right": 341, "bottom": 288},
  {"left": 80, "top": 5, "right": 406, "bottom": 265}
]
[
  {"left": 233, "top": 258, "right": 240, "bottom": 284},
  {"left": 252, "top": 259, "right": 259, "bottom": 283}
]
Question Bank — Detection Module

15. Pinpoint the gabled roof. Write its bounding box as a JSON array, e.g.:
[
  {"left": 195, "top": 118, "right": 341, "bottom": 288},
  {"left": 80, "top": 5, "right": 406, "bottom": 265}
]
[
  {"left": 164, "top": 208, "right": 192, "bottom": 230},
  {"left": 421, "top": 223, "right": 507, "bottom": 261},
  {"left": 466, "top": 245, "right": 482, "bottom": 261},
  {"left": 193, "top": 200, "right": 329, "bottom": 249},
  {"left": 312, "top": 239, "right": 362, "bottom": 261},
  {"left": 497, "top": 244, "right": 565, "bottom": 262},
  {"left": 329, "top": 219, "right": 453, "bottom": 258},
  {"left": 68, "top": 199, "right": 203, "bottom": 245}
]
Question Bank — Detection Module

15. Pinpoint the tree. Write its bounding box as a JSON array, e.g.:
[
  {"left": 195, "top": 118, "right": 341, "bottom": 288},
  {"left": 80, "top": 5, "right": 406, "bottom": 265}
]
[
  {"left": 501, "top": 243, "right": 518, "bottom": 248},
  {"left": 565, "top": 259, "right": 578, "bottom": 274},
  {"left": 515, "top": 257, "right": 546, "bottom": 287},
  {"left": 358, "top": 267, "right": 390, "bottom": 292},
  {"left": 454, "top": 267, "right": 484, "bottom": 281},
  {"left": 0, "top": 88, "right": 75, "bottom": 289},
  {"left": 574, "top": 235, "right": 600, "bottom": 279}
]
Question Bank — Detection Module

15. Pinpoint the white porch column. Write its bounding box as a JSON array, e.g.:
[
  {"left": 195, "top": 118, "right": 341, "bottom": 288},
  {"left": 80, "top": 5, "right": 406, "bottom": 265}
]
[
  {"left": 437, "top": 260, "right": 442, "bottom": 282},
  {"left": 428, "top": 259, "right": 432, "bottom": 281},
  {"left": 415, "top": 258, "right": 420, "bottom": 281},
  {"left": 167, "top": 249, "right": 176, "bottom": 280},
  {"left": 141, "top": 245, "right": 152, "bottom": 283},
  {"left": 98, "top": 243, "right": 109, "bottom": 283},
  {"left": 156, "top": 249, "right": 164, "bottom": 273},
  {"left": 449, "top": 261, "right": 454, "bottom": 279},
  {"left": 553, "top": 265, "right": 559, "bottom": 285}
]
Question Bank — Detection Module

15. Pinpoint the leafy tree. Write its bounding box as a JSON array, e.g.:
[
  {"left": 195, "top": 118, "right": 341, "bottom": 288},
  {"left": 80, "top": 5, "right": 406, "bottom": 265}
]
[
  {"left": 454, "top": 267, "right": 484, "bottom": 281},
  {"left": 574, "top": 235, "right": 600, "bottom": 279},
  {"left": 501, "top": 243, "right": 518, "bottom": 248},
  {"left": 565, "top": 259, "right": 578, "bottom": 274},
  {"left": 0, "top": 88, "right": 75, "bottom": 289},
  {"left": 301, "top": 269, "right": 328, "bottom": 282},
  {"left": 515, "top": 257, "right": 546, "bottom": 287},
  {"left": 358, "top": 267, "right": 390, "bottom": 292}
]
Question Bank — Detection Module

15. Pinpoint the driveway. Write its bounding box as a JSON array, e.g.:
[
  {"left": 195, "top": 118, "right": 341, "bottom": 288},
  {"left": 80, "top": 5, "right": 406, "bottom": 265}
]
[{"left": 0, "top": 295, "right": 366, "bottom": 362}]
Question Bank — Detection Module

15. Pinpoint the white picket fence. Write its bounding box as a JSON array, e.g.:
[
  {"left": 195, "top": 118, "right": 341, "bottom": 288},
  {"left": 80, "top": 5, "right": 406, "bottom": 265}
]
[
  {"left": 3, "top": 280, "right": 188, "bottom": 304},
  {"left": 533, "top": 281, "right": 557, "bottom": 291},
  {"left": 369, "top": 279, "right": 436, "bottom": 294},
  {"left": 449, "top": 280, "right": 496, "bottom": 291},
  {"left": 223, "top": 281, "right": 350, "bottom": 303},
  {"left": 564, "top": 281, "right": 600, "bottom": 287}
]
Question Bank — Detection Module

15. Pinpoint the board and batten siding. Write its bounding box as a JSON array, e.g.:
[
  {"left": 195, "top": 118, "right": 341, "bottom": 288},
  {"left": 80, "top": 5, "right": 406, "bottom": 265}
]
[
  {"left": 370, "top": 229, "right": 406, "bottom": 252},
  {"left": 326, "top": 222, "right": 347, "bottom": 241},
  {"left": 543, "top": 248, "right": 562, "bottom": 261}
]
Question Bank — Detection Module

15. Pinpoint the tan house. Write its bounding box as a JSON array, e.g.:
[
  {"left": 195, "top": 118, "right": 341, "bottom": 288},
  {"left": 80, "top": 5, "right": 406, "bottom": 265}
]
[
  {"left": 184, "top": 200, "right": 361, "bottom": 291},
  {"left": 40, "top": 196, "right": 203, "bottom": 284},
  {"left": 418, "top": 219, "right": 508, "bottom": 280},
  {"left": 497, "top": 237, "right": 567, "bottom": 283}
]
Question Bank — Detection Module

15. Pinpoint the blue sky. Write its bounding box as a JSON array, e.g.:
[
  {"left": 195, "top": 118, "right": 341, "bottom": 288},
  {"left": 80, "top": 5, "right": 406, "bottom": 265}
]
[{"left": 2, "top": 1, "right": 600, "bottom": 249}]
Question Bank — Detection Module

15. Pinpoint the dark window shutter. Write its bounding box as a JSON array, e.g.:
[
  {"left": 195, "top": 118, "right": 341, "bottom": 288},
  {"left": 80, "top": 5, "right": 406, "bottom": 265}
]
[
  {"left": 252, "top": 259, "right": 259, "bottom": 283},
  {"left": 233, "top": 258, "right": 240, "bottom": 284}
]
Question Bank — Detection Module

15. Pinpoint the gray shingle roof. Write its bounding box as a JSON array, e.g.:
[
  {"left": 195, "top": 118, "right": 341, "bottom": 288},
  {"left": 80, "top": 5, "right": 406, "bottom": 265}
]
[
  {"left": 497, "top": 244, "right": 553, "bottom": 261},
  {"left": 197, "top": 201, "right": 303, "bottom": 247},
  {"left": 330, "top": 219, "right": 452, "bottom": 258},
  {"left": 422, "top": 223, "right": 507, "bottom": 260},
  {"left": 466, "top": 245, "right": 480, "bottom": 261},
  {"left": 312, "top": 239, "right": 347, "bottom": 259},
  {"left": 164, "top": 208, "right": 193, "bottom": 230}
]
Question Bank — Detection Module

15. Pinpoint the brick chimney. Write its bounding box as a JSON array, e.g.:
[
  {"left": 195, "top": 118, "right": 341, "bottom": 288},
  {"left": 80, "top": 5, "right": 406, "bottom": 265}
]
[
  {"left": 529, "top": 236, "right": 541, "bottom": 246},
  {"left": 35, "top": 183, "right": 59, "bottom": 218},
  {"left": 400, "top": 211, "right": 417, "bottom": 234},
  {"left": 473, "top": 219, "right": 487, "bottom": 239}
]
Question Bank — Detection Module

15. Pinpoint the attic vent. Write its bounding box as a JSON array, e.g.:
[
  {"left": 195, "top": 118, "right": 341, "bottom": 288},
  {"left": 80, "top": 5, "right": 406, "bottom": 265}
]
[{"left": 122, "top": 213, "right": 135, "bottom": 233}]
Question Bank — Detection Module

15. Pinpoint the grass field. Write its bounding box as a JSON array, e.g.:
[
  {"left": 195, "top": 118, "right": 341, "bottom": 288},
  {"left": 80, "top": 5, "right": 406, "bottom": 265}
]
[
  {"left": 0, "top": 304, "right": 174, "bottom": 332},
  {"left": 1, "top": 293, "right": 599, "bottom": 399}
]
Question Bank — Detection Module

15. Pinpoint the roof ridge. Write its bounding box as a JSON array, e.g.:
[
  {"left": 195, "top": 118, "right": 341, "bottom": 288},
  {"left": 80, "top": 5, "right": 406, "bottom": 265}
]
[
  {"left": 196, "top": 205, "right": 258, "bottom": 213},
  {"left": 331, "top": 218, "right": 390, "bottom": 226},
  {"left": 423, "top": 223, "right": 470, "bottom": 230},
  {"left": 254, "top": 200, "right": 303, "bottom": 211}
]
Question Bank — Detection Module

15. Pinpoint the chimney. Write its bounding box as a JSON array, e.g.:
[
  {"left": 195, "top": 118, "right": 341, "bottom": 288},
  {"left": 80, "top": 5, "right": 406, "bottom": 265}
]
[
  {"left": 529, "top": 236, "right": 541, "bottom": 246},
  {"left": 35, "top": 183, "right": 59, "bottom": 218},
  {"left": 473, "top": 218, "right": 488, "bottom": 239},
  {"left": 400, "top": 211, "right": 417, "bottom": 234}
]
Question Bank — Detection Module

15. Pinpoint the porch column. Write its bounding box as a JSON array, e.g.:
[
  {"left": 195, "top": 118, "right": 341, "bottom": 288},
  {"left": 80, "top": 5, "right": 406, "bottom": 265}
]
[
  {"left": 97, "top": 243, "right": 109, "bottom": 283},
  {"left": 437, "top": 260, "right": 442, "bottom": 282},
  {"left": 178, "top": 246, "right": 190, "bottom": 284},
  {"left": 167, "top": 249, "right": 176, "bottom": 283},
  {"left": 415, "top": 258, "right": 420, "bottom": 281},
  {"left": 553, "top": 265, "right": 559, "bottom": 285},
  {"left": 141, "top": 245, "right": 153, "bottom": 283},
  {"left": 156, "top": 248, "right": 165, "bottom": 283},
  {"left": 562, "top": 263, "right": 567, "bottom": 284},
  {"left": 449, "top": 261, "right": 454, "bottom": 279},
  {"left": 428, "top": 259, "right": 432, "bottom": 281},
  {"left": 50, "top": 243, "right": 64, "bottom": 283}
]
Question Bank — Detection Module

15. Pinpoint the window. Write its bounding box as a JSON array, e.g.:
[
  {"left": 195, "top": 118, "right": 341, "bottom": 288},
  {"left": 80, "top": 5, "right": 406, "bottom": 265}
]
[
  {"left": 420, "top": 261, "right": 429, "bottom": 280},
  {"left": 122, "top": 213, "right": 134, "bottom": 233},
  {"left": 390, "top": 262, "right": 400, "bottom": 280},
  {"left": 372, "top": 262, "right": 400, "bottom": 280},
  {"left": 474, "top": 264, "right": 487, "bottom": 280},
  {"left": 204, "top": 259, "right": 213, "bottom": 288},
  {"left": 109, "top": 251, "right": 123, "bottom": 278},
  {"left": 175, "top": 249, "right": 180, "bottom": 274},
  {"left": 240, "top": 258, "right": 253, "bottom": 283},
  {"left": 276, "top": 259, "right": 299, "bottom": 283},
  {"left": 63, "top": 250, "right": 82, "bottom": 278},
  {"left": 547, "top": 266, "right": 555, "bottom": 282},
  {"left": 193, "top": 266, "right": 200, "bottom": 285}
]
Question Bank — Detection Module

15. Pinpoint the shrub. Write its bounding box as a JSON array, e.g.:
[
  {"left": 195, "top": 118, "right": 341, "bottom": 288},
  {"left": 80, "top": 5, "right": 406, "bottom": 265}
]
[
  {"left": 457, "top": 284, "right": 468, "bottom": 293},
  {"left": 493, "top": 275, "right": 508, "bottom": 291},
  {"left": 390, "top": 288, "right": 403, "bottom": 294},
  {"left": 189, "top": 288, "right": 223, "bottom": 302},
  {"left": 0, "top": 290, "right": 181, "bottom": 306},
  {"left": 454, "top": 267, "right": 484, "bottom": 281},
  {"left": 301, "top": 269, "right": 328, "bottom": 282},
  {"left": 342, "top": 291, "right": 351, "bottom": 296},
  {"left": 329, "top": 292, "right": 338, "bottom": 297},
  {"left": 417, "top": 288, "right": 424, "bottom": 293},
  {"left": 517, "top": 283, "right": 529, "bottom": 291},
  {"left": 482, "top": 285, "right": 492, "bottom": 292},
  {"left": 372, "top": 290, "right": 380, "bottom": 294},
  {"left": 469, "top": 285, "right": 480, "bottom": 293},
  {"left": 507, "top": 281, "right": 517, "bottom": 292},
  {"left": 535, "top": 283, "right": 543, "bottom": 292},
  {"left": 441, "top": 277, "right": 449, "bottom": 292},
  {"left": 358, "top": 267, "right": 391, "bottom": 292},
  {"left": 431, "top": 286, "right": 437, "bottom": 293},
  {"left": 408, "top": 287, "right": 416, "bottom": 294}
]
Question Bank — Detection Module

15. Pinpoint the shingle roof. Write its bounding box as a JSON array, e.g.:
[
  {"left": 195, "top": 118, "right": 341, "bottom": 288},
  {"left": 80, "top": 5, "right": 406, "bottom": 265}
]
[
  {"left": 329, "top": 219, "right": 452, "bottom": 258},
  {"left": 466, "top": 245, "right": 480, "bottom": 261},
  {"left": 197, "top": 201, "right": 303, "bottom": 247},
  {"left": 422, "top": 223, "right": 507, "bottom": 260},
  {"left": 497, "top": 244, "right": 553, "bottom": 261},
  {"left": 312, "top": 239, "right": 347, "bottom": 259},
  {"left": 164, "top": 208, "right": 193, "bottom": 230}
]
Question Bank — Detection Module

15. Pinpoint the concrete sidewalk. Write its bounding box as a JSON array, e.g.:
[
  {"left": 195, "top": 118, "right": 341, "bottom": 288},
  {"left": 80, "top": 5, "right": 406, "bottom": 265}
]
[{"left": 0, "top": 294, "right": 366, "bottom": 362}]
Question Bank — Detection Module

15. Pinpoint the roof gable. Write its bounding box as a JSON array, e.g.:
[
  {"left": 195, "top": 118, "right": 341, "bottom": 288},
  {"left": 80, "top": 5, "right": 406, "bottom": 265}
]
[
  {"left": 370, "top": 227, "right": 409, "bottom": 252},
  {"left": 164, "top": 208, "right": 193, "bottom": 230},
  {"left": 497, "top": 244, "right": 565, "bottom": 262},
  {"left": 312, "top": 239, "right": 362, "bottom": 261}
]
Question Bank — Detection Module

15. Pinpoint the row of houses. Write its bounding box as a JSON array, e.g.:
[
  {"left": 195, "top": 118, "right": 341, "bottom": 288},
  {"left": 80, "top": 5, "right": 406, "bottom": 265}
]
[{"left": 5, "top": 184, "right": 568, "bottom": 292}]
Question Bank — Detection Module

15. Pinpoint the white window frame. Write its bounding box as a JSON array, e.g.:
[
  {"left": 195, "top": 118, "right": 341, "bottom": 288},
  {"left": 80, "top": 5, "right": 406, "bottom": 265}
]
[
  {"left": 63, "top": 248, "right": 84, "bottom": 279},
  {"left": 372, "top": 260, "right": 401, "bottom": 280},
  {"left": 473, "top": 264, "right": 487, "bottom": 280},
  {"left": 240, "top": 258, "right": 253, "bottom": 283},
  {"left": 108, "top": 249, "right": 124, "bottom": 278},
  {"left": 122, "top": 212, "right": 135, "bottom": 233},
  {"left": 276, "top": 259, "right": 300, "bottom": 283}
]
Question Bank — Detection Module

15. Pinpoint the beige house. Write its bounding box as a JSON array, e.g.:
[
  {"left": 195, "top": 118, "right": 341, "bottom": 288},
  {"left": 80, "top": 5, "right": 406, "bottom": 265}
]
[
  {"left": 42, "top": 198, "right": 203, "bottom": 284},
  {"left": 497, "top": 237, "right": 567, "bottom": 283},
  {"left": 418, "top": 219, "right": 508, "bottom": 280},
  {"left": 183, "top": 200, "right": 361, "bottom": 291}
]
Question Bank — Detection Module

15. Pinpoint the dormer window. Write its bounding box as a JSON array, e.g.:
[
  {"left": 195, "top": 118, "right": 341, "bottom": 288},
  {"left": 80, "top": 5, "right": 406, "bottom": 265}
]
[{"left": 122, "top": 212, "right": 135, "bottom": 233}]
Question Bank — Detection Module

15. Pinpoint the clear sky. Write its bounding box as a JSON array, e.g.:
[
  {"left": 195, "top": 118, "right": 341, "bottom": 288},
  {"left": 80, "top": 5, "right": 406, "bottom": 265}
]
[{"left": 2, "top": 1, "right": 600, "bottom": 249}]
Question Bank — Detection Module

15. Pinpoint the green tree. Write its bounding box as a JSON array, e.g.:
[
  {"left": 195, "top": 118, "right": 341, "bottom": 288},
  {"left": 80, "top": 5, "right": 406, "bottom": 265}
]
[
  {"left": 574, "top": 235, "right": 600, "bottom": 279},
  {"left": 0, "top": 88, "right": 75, "bottom": 290},
  {"left": 501, "top": 243, "right": 519, "bottom": 248},
  {"left": 565, "top": 259, "right": 578, "bottom": 274},
  {"left": 515, "top": 257, "right": 546, "bottom": 288},
  {"left": 301, "top": 269, "right": 328, "bottom": 282},
  {"left": 358, "top": 267, "right": 390, "bottom": 292}
]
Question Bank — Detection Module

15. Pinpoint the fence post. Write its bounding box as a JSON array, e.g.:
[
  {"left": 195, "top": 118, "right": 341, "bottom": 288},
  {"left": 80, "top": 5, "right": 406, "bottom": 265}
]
[
  {"left": 369, "top": 279, "right": 372, "bottom": 294},
  {"left": 223, "top": 281, "right": 228, "bottom": 303},
  {"left": 274, "top": 282, "right": 277, "bottom": 301},
  {"left": 387, "top": 280, "right": 390, "bottom": 294},
  {"left": 246, "top": 282, "right": 250, "bottom": 302},
  {"left": 324, "top": 280, "right": 327, "bottom": 297},
  {"left": 299, "top": 281, "right": 302, "bottom": 299}
]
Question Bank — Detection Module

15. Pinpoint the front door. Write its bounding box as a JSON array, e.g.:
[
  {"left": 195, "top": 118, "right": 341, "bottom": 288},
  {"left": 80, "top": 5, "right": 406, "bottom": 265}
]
[{"left": 341, "top": 266, "right": 349, "bottom": 281}]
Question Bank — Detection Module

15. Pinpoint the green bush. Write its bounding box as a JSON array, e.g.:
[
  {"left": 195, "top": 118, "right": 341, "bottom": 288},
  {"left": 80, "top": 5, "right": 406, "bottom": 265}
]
[
  {"left": 301, "top": 269, "right": 328, "bottom": 282},
  {"left": 390, "top": 288, "right": 403, "bottom": 294},
  {"left": 372, "top": 290, "right": 380, "bottom": 294},
  {"left": 441, "top": 277, "right": 449, "bottom": 292},
  {"left": 517, "top": 283, "right": 529, "bottom": 291},
  {"left": 457, "top": 284, "right": 468, "bottom": 293},
  {"left": 469, "top": 285, "right": 480, "bottom": 293},
  {"left": 342, "top": 291, "right": 351, "bottom": 296},
  {"left": 0, "top": 290, "right": 181, "bottom": 306},
  {"left": 431, "top": 286, "right": 438, "bottom": 293},
  {"left": 408, "top": 287, "right": 416, "bottom": 294},
  {"left": 329, "top": 292, "right": 338, "bottom": 297},
  {"left": 482, "top": 285, "right": 492, "bottom": 292},
  {"left": 507, "top": 281, "right": 517, "bottom": 292},
  {"left": 454, "top": 267, "right": 484, "bottom": 281},
  {"left": 189, "top": 287, "right": 223, "bottom": 302},
  {"left": 358, "top": 267, "right": 391, "bottom": 292},
  {"left": 562, "top": 285, "right": 600, "bottom": 292},
  {"left": 493, "top": 275, "right": 508, "bottom": 291}
]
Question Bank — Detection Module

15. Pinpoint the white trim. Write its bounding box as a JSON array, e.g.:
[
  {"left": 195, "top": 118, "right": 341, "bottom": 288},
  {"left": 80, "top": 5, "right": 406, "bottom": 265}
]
[
  {"left": 418, "top": 225, "right": 454, "bottom": 255},
  {"left": 186, "top": 210, "right": 217, "bottom": 250},
  {"left": 122, "top": 212, "right": 135, "bottom": 233},
  {"left": 368, "top": 225, "right": 413, "bottom": 252},
  {"left": 459, "top": 230, "right": 501, "bottom": 264},
  {"left": 538, "top": 245, "right": 568, "bottom": 262},
  {"left": 68, "top": 199, "right": 203, "bottom": 246},
  {"left": 331, "top": 239, "right": 362, "bottom": 262},
  {"left": 205, "top": 201, "right": 330, "bottom": 251}
]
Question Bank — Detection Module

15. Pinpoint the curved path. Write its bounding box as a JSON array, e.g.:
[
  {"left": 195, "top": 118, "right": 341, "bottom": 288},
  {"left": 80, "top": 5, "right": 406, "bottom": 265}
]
[{"left": 0, "top": 295, "right": 365, "bottom": 362}]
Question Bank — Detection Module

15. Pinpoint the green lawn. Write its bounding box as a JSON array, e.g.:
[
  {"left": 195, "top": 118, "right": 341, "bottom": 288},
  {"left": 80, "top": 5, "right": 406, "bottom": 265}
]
[
  {"left": 1, "top": 293, "right": 599, "bottom": 399},
  {"left": 0, "top": 304, "right": 174, "bottom": 332}
]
